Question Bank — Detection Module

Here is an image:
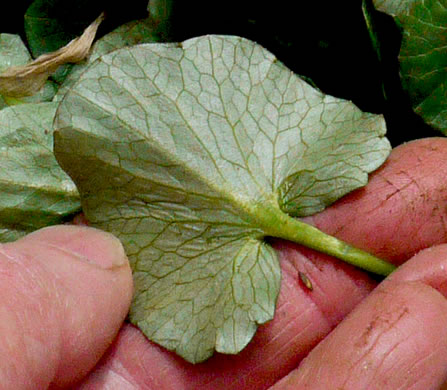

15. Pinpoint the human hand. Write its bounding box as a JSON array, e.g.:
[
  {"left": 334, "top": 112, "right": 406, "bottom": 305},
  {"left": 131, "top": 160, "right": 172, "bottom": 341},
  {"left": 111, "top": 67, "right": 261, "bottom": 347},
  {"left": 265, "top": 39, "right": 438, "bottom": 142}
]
[
  {"left": 2, "top": 138, "right": 447, "bottom": 389},
  {"left": 0, "top": 226, "right": 133, "bottom": 389}
]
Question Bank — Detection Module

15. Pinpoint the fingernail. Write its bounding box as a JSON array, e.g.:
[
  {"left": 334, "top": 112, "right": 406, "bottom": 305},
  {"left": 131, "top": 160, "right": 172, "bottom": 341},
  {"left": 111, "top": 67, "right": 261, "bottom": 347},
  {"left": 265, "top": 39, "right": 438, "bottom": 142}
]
[
  {"left": 24, "top": 225, "right": 128, "bottom": 270},
  {"left": 71, "top": 229, "right": 128, "bottom": 270}
]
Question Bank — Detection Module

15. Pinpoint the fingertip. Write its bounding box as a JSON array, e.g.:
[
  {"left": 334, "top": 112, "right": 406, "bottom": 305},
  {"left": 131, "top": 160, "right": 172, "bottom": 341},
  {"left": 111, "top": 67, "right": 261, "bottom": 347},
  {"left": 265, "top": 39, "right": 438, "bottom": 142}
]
[
  {"left": 385, "top": 244, "right": 447, "bottom": 299},
  {"left": 0, "top": 225, "right": 133, "bottom": 388},
  {"left": 21, "top": 224, "right": 129, "bottom": 270}
]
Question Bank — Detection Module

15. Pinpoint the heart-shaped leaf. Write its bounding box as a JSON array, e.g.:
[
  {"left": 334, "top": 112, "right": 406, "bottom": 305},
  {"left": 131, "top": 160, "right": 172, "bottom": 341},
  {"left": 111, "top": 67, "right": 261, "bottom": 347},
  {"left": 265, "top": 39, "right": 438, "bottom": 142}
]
[{"left": 54, "top": 35, "right": 391, "bottom": 363}]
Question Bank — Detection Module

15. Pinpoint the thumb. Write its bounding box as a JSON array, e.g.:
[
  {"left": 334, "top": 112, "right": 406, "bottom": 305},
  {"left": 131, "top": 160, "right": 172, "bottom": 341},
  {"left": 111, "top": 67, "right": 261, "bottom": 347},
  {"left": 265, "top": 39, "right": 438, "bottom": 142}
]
[{"left": 0, "top": 225, "right": 133, "bottom": 389}]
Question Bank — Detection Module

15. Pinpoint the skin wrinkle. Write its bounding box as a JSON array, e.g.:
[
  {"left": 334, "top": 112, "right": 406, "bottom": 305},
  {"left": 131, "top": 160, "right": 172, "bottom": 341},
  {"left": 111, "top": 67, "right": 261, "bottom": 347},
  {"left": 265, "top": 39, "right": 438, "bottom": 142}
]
[
  {"left": 326, "top": 276, "right": 447, "bottom": 390},
  {"left": 0, "top": 307, "right": 46, "bottom": 388},
  {"left": 120, "top": 332, "right": 162, "bottom": 390},
  {"left": 347, "top": 173, "right": 415, "bottom": 232},
  {"left": 314, "top": 337, "right": 333, "bottom": 386},
  {"left": 402, "top": 377, "right": 432, "bottom": 390},
  {"left": 0, "top": 308, "right": 18, "bottom": 384},
  {"left": 340, "top": 306, "right": 410, "bottom": 389},
  {"left": 35, "top": 248, "right": 93, "bottom": 384},
  {"left": 388, "top": 344, "right": 445, "bottom": 390},
  {"left": 278, "top": 241, "right": 375, "bottom": 328},
  {"left": 267, "top": 318, "right": 314, "bottom": 357},
  {"left": 100, "top": 370, "right": 140, "bottom": 390},
  {"left": 393, "top": 349, "right": 439, "bottom": 390},
  {"left": 361, "top": 336, "right": 407, "bottom": 389},
  {"left": 223, "top": 312, "right": 319, "bottom": 390},
  {"left": 84, "top": 353, "right": 143, "bottom": 390}
]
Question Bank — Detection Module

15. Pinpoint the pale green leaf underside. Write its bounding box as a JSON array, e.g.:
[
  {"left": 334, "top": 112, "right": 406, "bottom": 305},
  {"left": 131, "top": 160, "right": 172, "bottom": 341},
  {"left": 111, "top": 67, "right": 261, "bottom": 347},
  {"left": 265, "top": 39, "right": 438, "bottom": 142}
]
[
  {"left": 0, "top": 34, "right": 31, "bottom": 72},
  {"left": 0, "top": 34, "right": 29, "bottom": 109},
  {"left": 54, "top": 17, "right": 162, "bottom": 102},
  {"left": 0, "top": 103, "right": 80, "bottom": 242},
  {"left": 374, "top": 0, "right": 447, "bottom": 134},
  {"left": 54, "top": 35, "right": 390, "bottom": 363}
]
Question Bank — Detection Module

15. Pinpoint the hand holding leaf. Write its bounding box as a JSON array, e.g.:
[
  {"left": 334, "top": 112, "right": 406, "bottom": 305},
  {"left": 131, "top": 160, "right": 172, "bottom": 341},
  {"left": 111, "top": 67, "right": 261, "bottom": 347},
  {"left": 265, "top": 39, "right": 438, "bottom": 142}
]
[
  {"left": 54, "top": 35, "right": 392, "bottom": 362},
  {"left": 72, "top": 138, "right": 447, "bottom": 388}
]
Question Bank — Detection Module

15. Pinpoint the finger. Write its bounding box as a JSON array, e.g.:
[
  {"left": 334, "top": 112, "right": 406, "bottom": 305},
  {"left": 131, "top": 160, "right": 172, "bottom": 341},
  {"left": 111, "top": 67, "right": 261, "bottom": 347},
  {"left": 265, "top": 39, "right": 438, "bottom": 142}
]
[
  {"left": 0, "top": 225, "right": 133, "bottom": 389},
  {"left": 273, "top": 244, "right": 447, "bottom": 390},
  {"left": 77, "top": 138, "right": 447, "bottom": 389}
]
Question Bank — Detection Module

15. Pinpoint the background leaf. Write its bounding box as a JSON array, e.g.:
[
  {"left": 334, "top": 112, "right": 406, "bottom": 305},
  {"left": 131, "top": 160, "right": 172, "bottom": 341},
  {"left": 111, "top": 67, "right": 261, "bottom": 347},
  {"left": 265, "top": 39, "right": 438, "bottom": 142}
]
[
  {"left": 24, "top": 0, "right": 105, "bottom": 83},
  {"left": 0, "top": 33, "right": 57, "bottom": 106},
  {"left": 374, "top": 0, "right": 447, "bottom": 134},
  {"left": 54, "top": 35, "right": 390, "bottom": 362},
  {"left": 0, "top": 33, "right": 30, "bottom": 108},
  {"left": 0, "top": 34, "right": 31, "bottom": 70},
  {"left": 147, "top": 0, "right": 173, "bottom": 41},
  {"left": 0, "top": 14, "right": 103, "bottom": 99},
  {"left": 0, "top": 102, "right": 80, "bottom": 242}
]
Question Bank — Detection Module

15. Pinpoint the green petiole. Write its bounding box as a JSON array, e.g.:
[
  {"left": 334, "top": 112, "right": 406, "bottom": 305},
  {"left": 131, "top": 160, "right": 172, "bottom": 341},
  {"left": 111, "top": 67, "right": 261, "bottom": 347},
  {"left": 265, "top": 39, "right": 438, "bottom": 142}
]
[{"left": 258, "top": 203, "right": 396, "bottom": 276}]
